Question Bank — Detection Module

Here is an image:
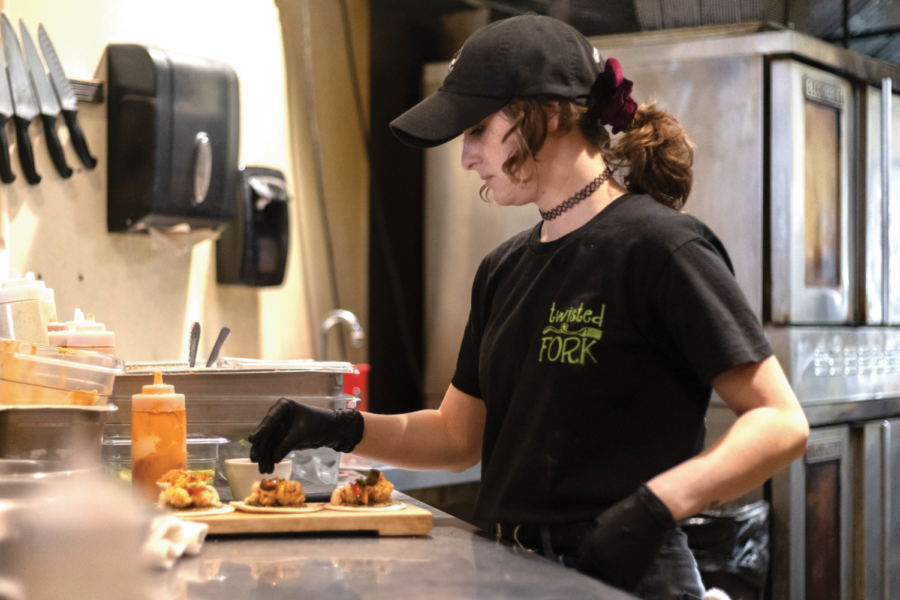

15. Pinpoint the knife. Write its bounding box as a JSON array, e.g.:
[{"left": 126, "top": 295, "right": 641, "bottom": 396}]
[
  {"left": 37, "top": 23, "right": 96, "bottom": 170},
  {"left": 0, "top": 40, "right": 16, "bottom": 183},
  {"left": 0, "top": 13, "right": 39, "bottom": 184},
  {"left": 19, "top": 19, "right": 71, "bottom": 179},
  {"left": 188, "top": 322, "right": 201, "bottom": 368},
  {"left": 206, "top": 327, "right": 231, "bottom": 368}
]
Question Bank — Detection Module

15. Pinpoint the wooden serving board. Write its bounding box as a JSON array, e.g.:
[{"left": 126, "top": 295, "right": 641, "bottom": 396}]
[{"left": 181, "top": 503, "right": 433, "bottom": 536}]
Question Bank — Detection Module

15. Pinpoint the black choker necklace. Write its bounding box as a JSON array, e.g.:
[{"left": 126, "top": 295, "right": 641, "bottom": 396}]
[{"left": 539, "top": 167, "right": 613, "bottom": 221}]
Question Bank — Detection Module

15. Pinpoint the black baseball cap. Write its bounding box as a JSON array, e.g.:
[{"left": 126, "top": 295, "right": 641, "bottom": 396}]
[{"left": 390, "top": 14, "right": 604, "bottom": 149}]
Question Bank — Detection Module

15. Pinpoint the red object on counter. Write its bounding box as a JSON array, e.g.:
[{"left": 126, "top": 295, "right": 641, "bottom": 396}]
[{"left": 343, "top": 363, "right": 370, "bottom": 411}]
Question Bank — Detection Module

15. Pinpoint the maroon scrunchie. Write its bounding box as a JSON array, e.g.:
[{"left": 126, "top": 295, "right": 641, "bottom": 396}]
[{"left": 591, "top": 57, "right": 637, "bottom": 134}]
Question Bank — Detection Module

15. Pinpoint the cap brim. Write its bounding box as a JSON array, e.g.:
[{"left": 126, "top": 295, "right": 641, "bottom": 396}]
[{"left": 390, "top": 90, "right": 509, "bottom": 149}]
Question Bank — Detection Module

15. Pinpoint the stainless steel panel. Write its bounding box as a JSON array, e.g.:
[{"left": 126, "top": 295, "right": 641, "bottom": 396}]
[
  {"left": 865, "top": 80, "right": 900, "bottom": 325},
  {"left": 771, "top": 425, "right": 852, "bottom": 600},
  {"left": 590, "top": 26, "right": 900, "bottom": 89},
  {"left": 770, "top": 60, "right": 854, "bottom": 324},
  {"left": 867, "top": 86, "right": 886, "bottom": 323},
  {"left": 887, "top": 419, "right": 900, "bottom": 596},
  {"left": 882, "top": 82, "right": 892, "bottom": 325},
  {"left": 766, "top": 327, "right": 900, "bottom": 405},
  {"left": 865, "top": 84, "right": 900, "bottom": 325},
  {"left": 110, "top": 369, "right": 344, "bottom": 399},
  {"left": 854, "top": 418, "right": 900, "bottom": 600},
  {"left": 858, "top": 421, "right": 886, "bottom": 600}
]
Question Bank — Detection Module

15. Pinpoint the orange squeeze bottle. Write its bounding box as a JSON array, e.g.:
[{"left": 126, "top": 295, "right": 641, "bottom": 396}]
[{"left": 131, "top": 371, "right": 187, "bottom": 502}]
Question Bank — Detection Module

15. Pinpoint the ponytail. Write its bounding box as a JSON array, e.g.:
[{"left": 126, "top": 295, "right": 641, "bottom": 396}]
[
  {"left": 607, "top": 102, "right": 694, "bottom": 210},
  {"left": 496, "top": 98, "right": 694, "bottom": 210}
]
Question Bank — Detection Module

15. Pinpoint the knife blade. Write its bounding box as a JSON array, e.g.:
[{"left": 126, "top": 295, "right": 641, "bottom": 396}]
[
  {"left": 0, "top": 38, "right": 16, "bottom": 183},
  {"left": 37, "top": 23, "right": 96, "bottom": 170},
  {"left": 188, "top": 322, "right": 201, "bottom": 368},
  {"left": 20, "top": 19, "right": 71, "bottom": 179},
  {"left": 1, "top": 13, "right": 39, "bottom": 184},
  {"left": 206, "top": 327, "right": 231, "bottom": 368}
]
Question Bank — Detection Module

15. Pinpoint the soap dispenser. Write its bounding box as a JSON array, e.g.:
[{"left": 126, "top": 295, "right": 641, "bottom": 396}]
[{"left": 216, "top": 166, "right": 289, "bottom": 286}]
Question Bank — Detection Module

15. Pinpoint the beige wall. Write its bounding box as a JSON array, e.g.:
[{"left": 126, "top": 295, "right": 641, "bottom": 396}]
[
  {"left": 277, "top": 0, "right": 370, "bottom": 364},
  {"left": 1, "top": 0, "right": 369, "bottom": 364}
]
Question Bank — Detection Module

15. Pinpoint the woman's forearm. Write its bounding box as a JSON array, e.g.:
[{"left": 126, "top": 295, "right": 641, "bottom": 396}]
[
  {"left": 647, "top": 405, "right": 808, "bottom": 520},
  {"left": 352, "top": 385, "right": 486, "bottom": 472},
  {"left": 647, "top": 356, "right": 809, "bottom": 521}
]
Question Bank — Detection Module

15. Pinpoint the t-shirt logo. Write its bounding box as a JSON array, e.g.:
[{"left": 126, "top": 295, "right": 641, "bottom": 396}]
[{"left": 538, "top": 302, "right": 604, "bottom": 365}]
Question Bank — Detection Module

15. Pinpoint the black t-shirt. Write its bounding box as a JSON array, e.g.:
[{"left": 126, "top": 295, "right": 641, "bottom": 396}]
[{"left": 451, "top": 193, "right": 772, "bottom": 526}]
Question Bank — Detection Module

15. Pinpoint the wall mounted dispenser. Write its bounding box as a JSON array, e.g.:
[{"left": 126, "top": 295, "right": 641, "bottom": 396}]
[
  {"left": 216, "top": 166, "right": 289, "bottom": 287},
  {"left": 106, "top": 44, "right": 240, "bottom": 233}
]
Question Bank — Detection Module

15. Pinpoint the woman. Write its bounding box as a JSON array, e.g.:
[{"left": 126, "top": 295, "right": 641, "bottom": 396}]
[{"left": 249, "top": 15, "right": 809, "bottom": 598}]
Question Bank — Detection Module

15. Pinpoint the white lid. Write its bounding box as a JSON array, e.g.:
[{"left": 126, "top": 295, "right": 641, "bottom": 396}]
[
  {"left": 55, "top": 312, "right": 115, "bottom": 348},
  {"left": 48, "top": 330, "right": 69, "bottom": 346},
  {"left": 67, "top": 331, "right": 116, "bottom": 348},
  {"left": 2, "top": 271, "right": 40, "bottom": 289},
  {"left": 0, "top": 271, "right": 42, "bottom": 303}
]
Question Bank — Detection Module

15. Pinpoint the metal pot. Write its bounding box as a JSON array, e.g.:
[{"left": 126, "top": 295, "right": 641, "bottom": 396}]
[{"left": 0, "top": 405, "right": 116, "bottom": 467}]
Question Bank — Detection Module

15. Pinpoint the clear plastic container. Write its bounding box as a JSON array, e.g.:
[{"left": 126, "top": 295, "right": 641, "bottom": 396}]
[
  {"left": 0, "top": 339, "right": 123, "bottom": 406},
  {"left": 102, "top": 434, "right": 228, "bottom": 491}
]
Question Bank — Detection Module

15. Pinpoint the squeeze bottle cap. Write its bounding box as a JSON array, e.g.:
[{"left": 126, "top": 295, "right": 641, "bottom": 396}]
[
  {"left": 143, "top": 371, "right": 175, "bottom": 395},
  {"left": 132, "top": 371, "right": 185, "bottom": 410}
]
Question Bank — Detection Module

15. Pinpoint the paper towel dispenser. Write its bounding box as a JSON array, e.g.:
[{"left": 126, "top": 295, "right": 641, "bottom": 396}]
[
  {"left": 106, "top": 44, "right": 240, "bottom": 233},
  {"left": 216, "top": 166, "right": 289, "bottom": 287}
]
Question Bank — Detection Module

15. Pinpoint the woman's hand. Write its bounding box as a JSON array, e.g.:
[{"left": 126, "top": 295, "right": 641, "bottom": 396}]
[
  {"left": 576, "top": 484, "right": 676, "bottom": 591},
  {"left": 646, "top": 355, "right": 809, "bottom": 520},
  {"left": 248, "top": 399, "right": 364, "bottom": 474}
]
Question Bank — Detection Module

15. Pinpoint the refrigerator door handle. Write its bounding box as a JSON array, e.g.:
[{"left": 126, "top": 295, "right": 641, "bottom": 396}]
[{"left": 882, "top": 78, "right": 892, "bottom": 322}]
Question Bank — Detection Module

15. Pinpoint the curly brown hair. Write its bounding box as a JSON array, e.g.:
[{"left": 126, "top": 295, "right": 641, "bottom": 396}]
[{"left": 486, "top": 97, "right": 694, "bottom": 210}]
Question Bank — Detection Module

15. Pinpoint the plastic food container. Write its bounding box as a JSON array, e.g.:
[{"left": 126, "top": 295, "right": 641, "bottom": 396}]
[
  {"left": 0, "top": 273, "right": 49, "bottom": 345},
  {"left": 102, "top": 434, "right": 228, "bottom": 490},
  {"left": 0, "top": 339, "right": 123, "bottom": 406}
]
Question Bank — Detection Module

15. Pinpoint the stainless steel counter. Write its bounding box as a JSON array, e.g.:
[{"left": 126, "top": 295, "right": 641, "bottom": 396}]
[{"left": 158, "top": 494, "right": 636, "bottom": 600}]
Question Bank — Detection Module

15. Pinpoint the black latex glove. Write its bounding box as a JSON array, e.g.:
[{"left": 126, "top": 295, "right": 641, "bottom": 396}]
[
  {"left": 248, "top": 398, "right": 365, "bottom": 474},
  {"left": 576, "top": 483, "right": 676, "bottom": 591}
]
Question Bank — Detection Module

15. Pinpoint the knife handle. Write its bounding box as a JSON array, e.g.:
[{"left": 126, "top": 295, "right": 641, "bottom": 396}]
[
  {"left": 0, "top": 115, "right": 15, "bottom": 184},
  {"left": 41, "top": 114, "right": 73, "bottom": 179},
  {"left": 62, "top": 109, "right": 96, "bottom": 170},
  {"left": 14, "top": 116, "right": 40, "bottom": 185}
]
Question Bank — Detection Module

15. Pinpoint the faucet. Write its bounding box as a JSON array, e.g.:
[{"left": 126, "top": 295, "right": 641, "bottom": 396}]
[{"left": 319, "top": 310, "right": 365, "bottom": 361}]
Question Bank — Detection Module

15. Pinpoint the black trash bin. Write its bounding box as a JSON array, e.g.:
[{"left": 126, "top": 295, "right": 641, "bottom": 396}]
[{"left": 680, "top": 500, "right": 769, "bottom": 600}]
